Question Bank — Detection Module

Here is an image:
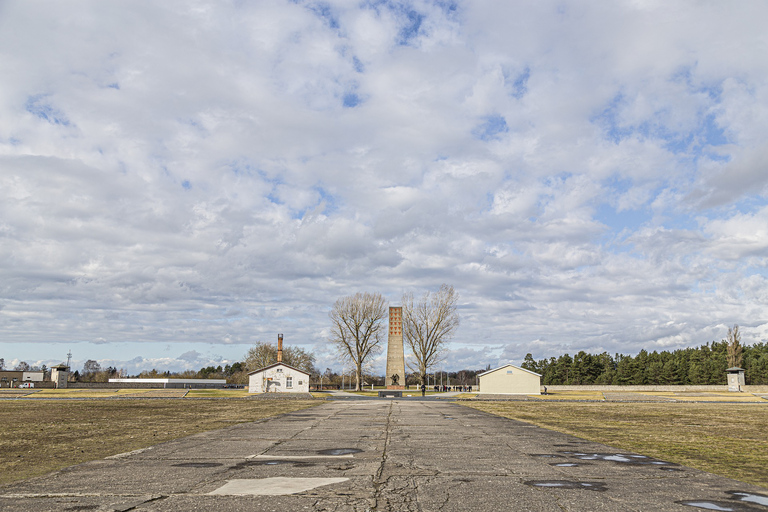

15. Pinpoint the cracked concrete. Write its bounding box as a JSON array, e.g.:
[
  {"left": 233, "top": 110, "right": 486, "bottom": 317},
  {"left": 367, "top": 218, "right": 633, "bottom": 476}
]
[{"left": 1, "top": 400, "right": 767, "bottom": 511}]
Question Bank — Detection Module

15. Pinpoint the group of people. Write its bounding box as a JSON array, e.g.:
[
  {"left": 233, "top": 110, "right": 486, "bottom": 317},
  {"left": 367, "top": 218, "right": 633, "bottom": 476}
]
[
  {"left": 434, "top": 384, "right": 472, "bottom": 392},
  {"left": 417, "top": 383, "right": 473, "bottom": 395}
]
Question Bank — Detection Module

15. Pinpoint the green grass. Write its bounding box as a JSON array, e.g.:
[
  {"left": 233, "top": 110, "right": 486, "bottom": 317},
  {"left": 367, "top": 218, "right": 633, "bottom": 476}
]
[{"left": 463, "top": 400, "right": 768, "bottom": 488}]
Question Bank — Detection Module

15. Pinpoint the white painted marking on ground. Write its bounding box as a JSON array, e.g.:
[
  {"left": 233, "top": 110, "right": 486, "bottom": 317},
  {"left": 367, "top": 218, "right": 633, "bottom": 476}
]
[
  {"left": 208, "top": 477, "right": 349, "bottom": 496},
  {"left": 105, "top": 447, "right": 153, "bottom": 459},
  {"left": 248, "top": 454, "right": 354, "bottom": 459}
]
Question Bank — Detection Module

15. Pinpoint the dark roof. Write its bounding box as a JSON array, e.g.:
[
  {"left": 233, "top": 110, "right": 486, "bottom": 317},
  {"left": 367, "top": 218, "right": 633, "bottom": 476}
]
[
  {"left": 726, "top": 367, "right": 745, "bottom": 372},
  {"left": 247, "top": 362, "right": 310, "bottom": 376}
]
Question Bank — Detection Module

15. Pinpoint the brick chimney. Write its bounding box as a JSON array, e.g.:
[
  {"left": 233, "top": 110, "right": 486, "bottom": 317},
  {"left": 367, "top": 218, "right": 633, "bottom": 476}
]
[{"left": 277, "top": 334, "right": 283, "bottom": 363}]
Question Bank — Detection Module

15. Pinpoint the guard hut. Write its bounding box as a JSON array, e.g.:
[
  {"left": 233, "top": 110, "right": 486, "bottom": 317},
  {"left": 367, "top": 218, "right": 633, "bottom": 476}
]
[
  {"left": 727, "top": 367, "right": 746, "bottom": 392},
  {"left": 248, "top": 334, "right": 310, "bottom": 393},
  {"left": 51, "top": 364, "right": 70, "bottom": 389},
  {"left": 477, "top": 364, "right": 542, "bottom": 395}
]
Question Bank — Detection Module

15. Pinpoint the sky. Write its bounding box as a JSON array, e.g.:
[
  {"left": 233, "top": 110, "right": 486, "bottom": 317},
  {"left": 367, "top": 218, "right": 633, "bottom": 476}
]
[{"left": 1, "top": 0, "right": 767, "bottom": 376}]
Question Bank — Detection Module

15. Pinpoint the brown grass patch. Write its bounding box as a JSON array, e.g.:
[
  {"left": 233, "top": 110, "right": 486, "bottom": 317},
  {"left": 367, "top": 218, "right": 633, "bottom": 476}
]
[
  {"left": 0, "top": 398, "right": 318, "bottom": 486},
  {"left": 463, "top": 401, "right": 768, "bottom": 488}
]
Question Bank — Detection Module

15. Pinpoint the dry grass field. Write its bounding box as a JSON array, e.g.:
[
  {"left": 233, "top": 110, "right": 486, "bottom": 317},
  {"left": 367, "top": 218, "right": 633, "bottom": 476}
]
[
  {"left": 463, "top": 401, "right": 768, "bottom": 488},
  {"left": 0, "top": 398, "right": 318, "bottom": 486}
]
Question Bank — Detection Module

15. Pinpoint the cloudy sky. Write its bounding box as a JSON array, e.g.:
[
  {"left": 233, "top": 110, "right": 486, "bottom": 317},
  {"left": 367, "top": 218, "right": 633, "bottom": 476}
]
[{"left": 2, "top": 1, "right": 767, "bottom": 376}]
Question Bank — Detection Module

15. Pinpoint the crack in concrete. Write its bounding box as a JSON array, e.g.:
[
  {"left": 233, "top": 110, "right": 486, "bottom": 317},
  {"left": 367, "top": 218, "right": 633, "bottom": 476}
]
[{"left": 369, "top": 401, "right": 394, "bottom": 511}]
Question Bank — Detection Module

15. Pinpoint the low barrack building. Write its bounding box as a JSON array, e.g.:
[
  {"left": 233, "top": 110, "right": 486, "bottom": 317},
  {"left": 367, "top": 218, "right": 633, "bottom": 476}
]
[
  {"left": 248, "top": 362, "right": 310, "bottom": 393},
  {"left": 477, "top": 364, "right": 542, "bottom": 395},
  {"left": 108, "top": 378, "right": 227, "bottom": 389},
  {"left": 247, "top": 333, "right": 310, "bottom": 393}
]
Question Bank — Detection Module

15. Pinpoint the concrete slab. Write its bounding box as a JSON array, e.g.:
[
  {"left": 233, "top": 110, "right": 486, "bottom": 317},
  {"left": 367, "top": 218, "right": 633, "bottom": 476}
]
[
  {"left": 2, "top": 400, "right": 767, "bottom": 511},
  {"left": 208, "top": 477, "right": 349, "bottom": 496}
]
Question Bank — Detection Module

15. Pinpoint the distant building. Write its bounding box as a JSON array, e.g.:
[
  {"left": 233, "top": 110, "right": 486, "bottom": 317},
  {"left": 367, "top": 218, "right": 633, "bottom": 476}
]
[
  {"left": 477, "top": 364, "right": 541, "bottom": 395},
  {"left": 247, "top": 333, "right": 310, "bottom": 393},
  {"left": 0, "top": 371, "right": 44, "bottom": 388},
  {"left": 108, "top": 378, "right": 227, "bottom": 388},
  {"left": 51, "top": 364, "right": 69, "bottom": 389},
  {"left": 248, "top": 362, "right": 310, "bottom": 393}
]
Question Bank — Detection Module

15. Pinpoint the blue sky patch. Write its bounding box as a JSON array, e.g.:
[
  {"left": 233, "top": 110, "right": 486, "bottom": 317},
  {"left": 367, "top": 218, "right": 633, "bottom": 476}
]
[
  {"left": 307, "top": 2, "right": 339, "bottom": 29},
  {"left": 508, "top": 67, "right": 530, "bottom": 99},
  {"left": 181, "top": 180, "right": 191, "bottom": 190},
  {"left": 25, "top": 95, "right": 70, "bottom": 126},
  {"left": 473, "top": 114, "right": 508, "bottom": 141},
  {"left": 343, "top": 92, "right": 361, "bottom": 108},
  {"left": 398, "top": 9, "right": 424, "bottom": 45}
]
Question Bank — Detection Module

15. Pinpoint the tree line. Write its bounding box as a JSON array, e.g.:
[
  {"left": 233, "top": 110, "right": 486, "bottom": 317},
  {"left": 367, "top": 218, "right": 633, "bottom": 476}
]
[{"left": 521, "top": 327, "right": 768, "bottom": 385}]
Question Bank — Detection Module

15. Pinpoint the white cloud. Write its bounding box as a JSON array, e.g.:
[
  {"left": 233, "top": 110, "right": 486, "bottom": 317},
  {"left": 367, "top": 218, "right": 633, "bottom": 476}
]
[{"left": 1, "top": 1, "right": 767, "bottom": 374}]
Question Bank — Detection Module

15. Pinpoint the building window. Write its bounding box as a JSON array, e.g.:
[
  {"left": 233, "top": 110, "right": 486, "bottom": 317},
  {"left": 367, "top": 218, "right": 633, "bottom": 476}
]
[
  {"left": 276, "top": 368, "right": 283, "bottom": 373},
  {"left": 286, "top": 377, "right": 293, "bottom": 388},
  {"left": 298, "top": 381, "right": 303, "bottom": 386}
]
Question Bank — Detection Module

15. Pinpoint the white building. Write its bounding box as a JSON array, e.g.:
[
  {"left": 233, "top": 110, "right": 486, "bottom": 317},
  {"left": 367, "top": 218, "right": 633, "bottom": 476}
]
[
  {"left": 477, "top": 364, "right": 541, "bottom": 395},
  {"left": 108, "top": 378, "right": 227, "bottom": 388},
  {"left": 248, "top": 362, "right": 310, "bottom": 393}
]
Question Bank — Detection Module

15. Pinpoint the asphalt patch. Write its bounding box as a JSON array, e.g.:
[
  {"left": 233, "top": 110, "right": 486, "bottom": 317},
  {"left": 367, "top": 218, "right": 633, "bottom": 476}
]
[
  {"left": 171, "top": 462, "right": 223, "bottom": 468},
  {"left": 524, "top": 480, "right": 608, "bottom": 492},
  {"left": 317, "top": 448, "right": 362, "bottom": 456},
  {"left": 233, "top": 460, "right": 316, "bottom": 469}
]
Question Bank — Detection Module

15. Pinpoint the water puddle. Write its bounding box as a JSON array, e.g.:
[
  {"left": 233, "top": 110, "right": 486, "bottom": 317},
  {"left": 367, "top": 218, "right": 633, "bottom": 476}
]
[
  {"left": 233, "top": 459, "right": 315, "bottom": 469},
  {"left": 529, "top": 454, "right": 566, "bottom": 459},
  {"left": 550, "top": 463, "right": 584, "bottom": 467},
  {"left": 727, "top": 491, "right": 768, "bottom": 507},
  {"left": 317, "top": 448, "right": 362, "bottom": 456},
  {"left": 559, "top": 451, "right": 676, "bottom": 466},
  {"left": 678, "top": 491, "right": 768, "bottom": 511},
  {"left": 679, "top": 501, "right": 737, "bottom": 510},
  {"left": 524, "top": 480, "right": 607, "bottom": 492},
  {"left": 172, "top": 462, "right": 223, "bottom": 468}
]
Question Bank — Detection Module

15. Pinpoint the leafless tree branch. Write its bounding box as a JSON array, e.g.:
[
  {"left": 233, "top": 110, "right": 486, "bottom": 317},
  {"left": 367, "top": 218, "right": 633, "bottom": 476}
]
[
  {"left": 329, "top": 292, "right": 387, "bottom": 391},
  {"left": 402, "top": 284, "right": 459, "bottom": 384}
]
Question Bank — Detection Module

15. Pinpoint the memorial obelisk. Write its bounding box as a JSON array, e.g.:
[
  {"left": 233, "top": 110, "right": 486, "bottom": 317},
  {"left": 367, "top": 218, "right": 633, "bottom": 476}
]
[{"left": 385, "top": 306, "right": 405, "bottom": 389}]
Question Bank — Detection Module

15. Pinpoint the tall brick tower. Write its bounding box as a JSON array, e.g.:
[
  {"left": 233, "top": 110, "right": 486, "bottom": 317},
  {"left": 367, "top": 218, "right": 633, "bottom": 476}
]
[{"left": 385, "top": 306, "right": 405, "bottom": 389}]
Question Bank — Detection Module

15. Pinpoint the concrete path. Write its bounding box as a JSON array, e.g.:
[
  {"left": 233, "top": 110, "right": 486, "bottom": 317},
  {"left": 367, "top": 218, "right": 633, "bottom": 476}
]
[{"left": 2, "top": 400, "right": 768, "bottom": 511}]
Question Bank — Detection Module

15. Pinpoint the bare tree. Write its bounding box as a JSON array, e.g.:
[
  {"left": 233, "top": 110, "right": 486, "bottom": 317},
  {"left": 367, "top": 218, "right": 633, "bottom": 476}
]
[
  {"left": 727, "top": 324, "right": 743, "bottom": 368},
  {"left": 82, "top": 359, "right": 101, "bottom": 375},
  {"left": 402, "top": 284, "right": 460, "bottom": 385},
  {"left": 14, "top": 361, "right": 31, "bottom": 371},
  {"left": 244, "top": 341, "right": 316, "bottom": 374},
  {"left": 329, "top": 292, "right": 387, "bottom": 391}
]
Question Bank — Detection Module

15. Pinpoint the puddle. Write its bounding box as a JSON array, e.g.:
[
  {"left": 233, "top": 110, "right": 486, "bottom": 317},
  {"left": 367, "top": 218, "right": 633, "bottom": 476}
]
[
  {"left": 679, "top": 494, "right": 768, "bottom": 511},
  {"left": 529, "top": 454, "right": 566, "bottom": 459},
  {"left": 233, "top": 460, "right": 315, "bottom": 469},
  {"left": 727, "top": 492, "right": 768, "bottom": 507},
  {"left": 524, "top": 480, "right": 607, "bottom": 492},
  {"left": 660, "top": 467, "right": 684, "bottom": 472},
  {"left": 550, "top": 463, "right": 583, "bottom": 467},
  {"left": 560, "top": 452, "right": 676, "bottom": 466},
  {"left": 679, "top": 502, "right": 739, "bottom": 511},
  {"left": 171, "top": 462, "right": 223, "bottom": 468},
  {"left": 317, "top": 448, "right": 362, "bottom": 456}
]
